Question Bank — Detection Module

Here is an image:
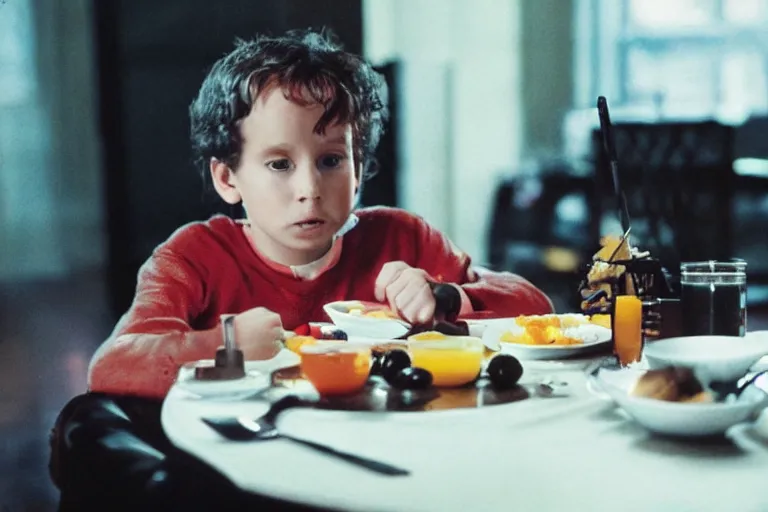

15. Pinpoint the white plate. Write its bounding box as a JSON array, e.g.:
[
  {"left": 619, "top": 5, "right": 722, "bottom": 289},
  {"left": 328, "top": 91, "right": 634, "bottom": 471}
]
[
  {"left": 345, "top": 336, "right": 407, "bottom": 347},
  {"left": 479, "top": 316, "right": 612, "bottom": 360},
  {"left": 644, "top": 331, "right": 768, "bottom": 384},
  {"left": 592, "top": 365, "right": 768, "bottom": 437},
  {"left": 323, "top": 300, "right": 410, "bottom": 339},
  {"left": 174, "top": 350, "right": 300, "bottom": 400}
]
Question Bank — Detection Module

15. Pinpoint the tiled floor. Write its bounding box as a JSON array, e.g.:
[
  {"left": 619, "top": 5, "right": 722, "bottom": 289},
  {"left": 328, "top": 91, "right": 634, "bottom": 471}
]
[
  {"left": 0, "top": 271, "right": 115, "bottom": 511},
  {"left": 2, "top": 272, "right": 768, "bottom": 511}
]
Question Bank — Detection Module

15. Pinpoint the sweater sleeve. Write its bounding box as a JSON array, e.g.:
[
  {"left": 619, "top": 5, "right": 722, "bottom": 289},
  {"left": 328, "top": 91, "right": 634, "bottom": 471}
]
[
  {"left": 87, "top": 249, "right": 223, "bottom": 399},
  {"left": 411, "top": 215, "right": 554, "bottom": 317}
]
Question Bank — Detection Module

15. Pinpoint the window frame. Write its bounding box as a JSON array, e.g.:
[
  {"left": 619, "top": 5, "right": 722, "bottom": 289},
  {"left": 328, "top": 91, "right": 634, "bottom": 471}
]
[{"left": 574, "top": 0, "right": 768, "bottom": 115}]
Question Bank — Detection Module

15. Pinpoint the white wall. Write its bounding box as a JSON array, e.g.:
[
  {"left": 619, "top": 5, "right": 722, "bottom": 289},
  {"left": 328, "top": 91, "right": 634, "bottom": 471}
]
[{"left": 363, "top": 0, "right": 523, "bottom": 265}]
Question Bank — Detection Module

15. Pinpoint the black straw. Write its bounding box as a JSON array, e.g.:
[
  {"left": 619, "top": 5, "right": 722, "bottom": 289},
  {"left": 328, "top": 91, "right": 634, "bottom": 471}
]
[{"left": 597, "top": 96, "right": 631, "bottom": 235}]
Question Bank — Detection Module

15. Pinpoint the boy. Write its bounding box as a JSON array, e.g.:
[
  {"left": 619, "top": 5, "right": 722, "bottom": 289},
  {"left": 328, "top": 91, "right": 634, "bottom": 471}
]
[{"left": 87, "top": 29, "right": 553, "bottom": 399}]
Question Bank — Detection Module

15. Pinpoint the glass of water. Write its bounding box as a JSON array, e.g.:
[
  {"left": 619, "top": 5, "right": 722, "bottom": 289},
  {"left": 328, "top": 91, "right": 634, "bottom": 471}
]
[{"left": 680, "top": 261, "right": 747, "bottom": 337}]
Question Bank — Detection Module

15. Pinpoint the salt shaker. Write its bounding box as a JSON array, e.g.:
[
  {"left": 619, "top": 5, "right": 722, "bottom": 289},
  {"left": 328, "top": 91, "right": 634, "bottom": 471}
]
[{"left": 193, "top": 314, "right": 246, "bottom": 380}]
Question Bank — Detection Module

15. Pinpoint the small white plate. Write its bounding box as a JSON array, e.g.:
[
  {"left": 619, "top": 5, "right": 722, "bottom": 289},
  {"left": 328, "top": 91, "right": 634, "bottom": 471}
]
[
  {"left": 175, "top": 370, "right": 269, "bottom": 400},
  {"left": 592, "top": 365, "right": 768, "bottom": 437},
  {"left": 174, "top": 350, "right": 300, "bottom": 400},
  {"left": 323, "top": 300, "right": 410, "bottom": 339},
  {"left": 480, "top": 317, "right": 612, "bottom": 360},
  {"left": 644, "top": 332, "right": 768, "bottom": 384}
]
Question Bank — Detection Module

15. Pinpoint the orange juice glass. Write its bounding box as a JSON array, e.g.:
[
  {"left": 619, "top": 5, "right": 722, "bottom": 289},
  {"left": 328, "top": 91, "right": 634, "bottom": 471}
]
[
  {"left": 299, "top": 342, "right": 371, "bottom": 396},
  {"left": 406, "top": 336, "right": 484, "bottom": 387},
  {"left": 613, "top": 295, "right": 643, "bottom": 366}
]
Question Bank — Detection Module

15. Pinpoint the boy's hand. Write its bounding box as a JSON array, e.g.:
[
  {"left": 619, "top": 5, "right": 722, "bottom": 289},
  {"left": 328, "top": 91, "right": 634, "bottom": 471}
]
[
  {"left": 233, "top": 307, "right": 283, "bottom": 360},
  {"left": 374, "top": 261, "right": 435, "bottom": 325}
]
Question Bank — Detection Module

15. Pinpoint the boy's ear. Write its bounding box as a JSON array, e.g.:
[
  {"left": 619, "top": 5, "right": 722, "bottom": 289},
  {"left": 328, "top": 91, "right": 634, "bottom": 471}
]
[{"left": 210, "top": 158, "right": 242, "bottom": 205}]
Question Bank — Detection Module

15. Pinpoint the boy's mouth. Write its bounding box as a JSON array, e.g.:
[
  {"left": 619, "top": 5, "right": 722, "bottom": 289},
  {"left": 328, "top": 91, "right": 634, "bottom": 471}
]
[{"left": 295, "top": 218, "right": 325, "bottom": 228}]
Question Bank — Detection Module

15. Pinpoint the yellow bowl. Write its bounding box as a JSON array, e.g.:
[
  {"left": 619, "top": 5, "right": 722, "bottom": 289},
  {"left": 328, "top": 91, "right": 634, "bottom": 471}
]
[{"left": 405, "top": 336, "right": 484, "bottom": 387}]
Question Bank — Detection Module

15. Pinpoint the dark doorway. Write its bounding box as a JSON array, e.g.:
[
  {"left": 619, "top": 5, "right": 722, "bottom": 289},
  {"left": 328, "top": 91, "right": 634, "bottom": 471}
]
[{"left": 92, "top": 0, "right": 366, "bottom": 318}]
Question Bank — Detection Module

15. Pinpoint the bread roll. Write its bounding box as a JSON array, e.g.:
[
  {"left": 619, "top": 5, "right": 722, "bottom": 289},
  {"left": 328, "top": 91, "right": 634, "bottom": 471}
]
[
  {"left": 631, "top": 367, "right": 707, "bottom": 403},
  {"left": 631, "top": 368, "right": 680, "bottom": 401}
]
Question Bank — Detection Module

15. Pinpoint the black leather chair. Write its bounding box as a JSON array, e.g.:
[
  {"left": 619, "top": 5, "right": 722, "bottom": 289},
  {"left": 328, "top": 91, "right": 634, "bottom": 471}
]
[{"left": 49, "top": 392, "right": 335, "bottom": 511}]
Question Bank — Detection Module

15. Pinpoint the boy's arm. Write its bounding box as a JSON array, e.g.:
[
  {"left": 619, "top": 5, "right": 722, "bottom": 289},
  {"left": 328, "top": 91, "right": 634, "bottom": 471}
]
[
  {"left": 412, "top": 217, "right": 554, "bottom": 317},
  {"left": 87, "top": 250, "right": 222, "bottom": 399}
]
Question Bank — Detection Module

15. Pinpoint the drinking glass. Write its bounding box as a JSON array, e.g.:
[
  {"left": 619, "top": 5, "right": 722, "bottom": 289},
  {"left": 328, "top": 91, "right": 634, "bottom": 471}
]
[{"left": 680, "top": 261, "right": 747, "bottom": 337}]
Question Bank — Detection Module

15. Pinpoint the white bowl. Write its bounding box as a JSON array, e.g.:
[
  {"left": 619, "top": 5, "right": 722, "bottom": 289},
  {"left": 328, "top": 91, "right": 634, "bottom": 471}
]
[
  {"left": 591, "top": 366, "right": 768, "bottom": 437},
  {"left": 643, "top": 332, "right": 768, "bottom": 384},
  {"left": 323, "top": 301, "right": 410, "bottom": 339}
]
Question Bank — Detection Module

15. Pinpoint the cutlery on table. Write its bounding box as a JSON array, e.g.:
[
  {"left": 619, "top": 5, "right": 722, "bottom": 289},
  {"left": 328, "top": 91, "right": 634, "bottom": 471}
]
[
  {"left": 710, "top": 370, "right": 768, "bottom": 401},
  {"left": 202, "top": 395, "right": 410, "bottom": 476}
]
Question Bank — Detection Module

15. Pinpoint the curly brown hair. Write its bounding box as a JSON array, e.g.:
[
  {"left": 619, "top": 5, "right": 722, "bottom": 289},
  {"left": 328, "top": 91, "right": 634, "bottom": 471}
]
[{"left": 189, "top": 29, "right": 389, "bottom": 187}]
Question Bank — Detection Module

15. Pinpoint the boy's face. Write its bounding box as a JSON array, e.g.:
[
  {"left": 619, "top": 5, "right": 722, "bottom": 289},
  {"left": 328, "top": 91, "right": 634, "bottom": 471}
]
[{"left": 211, "top": 85, "right": 358, "bottom": 266}]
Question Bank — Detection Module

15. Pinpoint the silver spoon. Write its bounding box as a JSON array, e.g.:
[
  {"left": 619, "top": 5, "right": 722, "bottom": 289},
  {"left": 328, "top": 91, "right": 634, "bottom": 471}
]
[
  {"left": 710, "top": 370, "right": 768, "bottom": 401},
  {"left": 202, "top": 395, "right": 410, "bottom": 476}
]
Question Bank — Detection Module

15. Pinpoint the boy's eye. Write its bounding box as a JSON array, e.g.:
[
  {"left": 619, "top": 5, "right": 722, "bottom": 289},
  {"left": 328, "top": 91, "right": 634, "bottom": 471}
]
[
  {"left": 266, "top": 159, "right": 291, "bottom": 172},
  {"left": 318, "top": 154, "right": 344, "bottom": 169}
]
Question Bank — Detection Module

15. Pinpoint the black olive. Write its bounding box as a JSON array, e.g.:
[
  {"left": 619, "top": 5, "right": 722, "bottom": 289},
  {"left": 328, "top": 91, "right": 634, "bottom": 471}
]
[
  {"left": 320, "top": 327, "right": 348, "bottom": 341},
  {"left": 330, "top": 329, "right": 348, "bottom": 341},
  {"left": 392, "top": 367, "right": 433, "bottom": 390},
  {"left": 487, "top": 354, "right": 523, "bottom": 389},
  {"left": 370, "top": 352, "right": 384, "bottom": 376},
  {"left": 380, "top": 349, "right": 411, "bottom": 384}
]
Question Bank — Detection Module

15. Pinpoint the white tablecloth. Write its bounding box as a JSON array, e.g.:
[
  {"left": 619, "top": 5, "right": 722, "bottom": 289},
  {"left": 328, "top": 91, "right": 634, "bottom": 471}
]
[{"left": 162, "top": 351, "right": 768, "bottom": 512}]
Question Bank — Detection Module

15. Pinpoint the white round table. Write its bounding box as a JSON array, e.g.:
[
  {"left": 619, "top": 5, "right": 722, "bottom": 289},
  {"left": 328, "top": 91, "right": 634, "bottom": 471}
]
[{"left": 162, "top": 351, "right": 768, "bottom": 512}]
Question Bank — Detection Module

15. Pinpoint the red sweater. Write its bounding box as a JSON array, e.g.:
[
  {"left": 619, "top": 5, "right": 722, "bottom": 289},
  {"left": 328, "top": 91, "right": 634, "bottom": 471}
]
[{"left": 88, "top": 207, "right": 553, "bottom": 398}]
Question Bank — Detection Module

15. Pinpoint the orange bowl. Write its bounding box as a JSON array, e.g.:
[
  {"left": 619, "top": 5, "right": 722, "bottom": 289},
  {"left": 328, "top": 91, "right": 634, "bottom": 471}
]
[{"left": 299, "top": 342, "right": 371, "bottom": 396}]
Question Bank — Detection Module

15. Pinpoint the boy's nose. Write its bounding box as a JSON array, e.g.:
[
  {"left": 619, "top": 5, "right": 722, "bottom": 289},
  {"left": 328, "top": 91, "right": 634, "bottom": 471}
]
[{"left": 295, "top": 166, "right": 322, "bottom": 202}]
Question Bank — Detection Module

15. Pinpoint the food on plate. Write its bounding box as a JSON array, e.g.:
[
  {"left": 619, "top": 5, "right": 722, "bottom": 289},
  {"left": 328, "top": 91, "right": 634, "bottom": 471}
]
[
  {"left": 287, "top": 325, "right": 349, "bottom": 353},
  {"left": 390, "top": 367, "right": 434, "bottom": 390},
  {"left": 486, "top": 354, "right": 523, "bottom": 389},
  {"left": 499, "top": 315, "right": 584, "bottom": 346},
  {"left": 631, "top": 368, "right": 678, "bottom": 401},
  {"left": 285, "top": 335, "right": 318, "bottom": 354},
  {"left": 346, "top": 303, "right": 400, "bottom": 319},
  {"left": 515, "top": 314, "right": 588, "bottom": 330},
  {"left": 500, "top": 328, "right": 581, "bottom": 346},
  {"left": 630, "top": 367, "right": 712, "bottom": 403},
  {"left": 589, "top": 314, "right": 611, "bottom": 329}
]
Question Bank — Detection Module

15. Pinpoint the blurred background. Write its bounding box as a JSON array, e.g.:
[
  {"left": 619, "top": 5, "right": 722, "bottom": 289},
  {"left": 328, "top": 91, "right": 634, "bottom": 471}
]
[{"left": 1, "top": 0, "right": 768, "bottom": 509}]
